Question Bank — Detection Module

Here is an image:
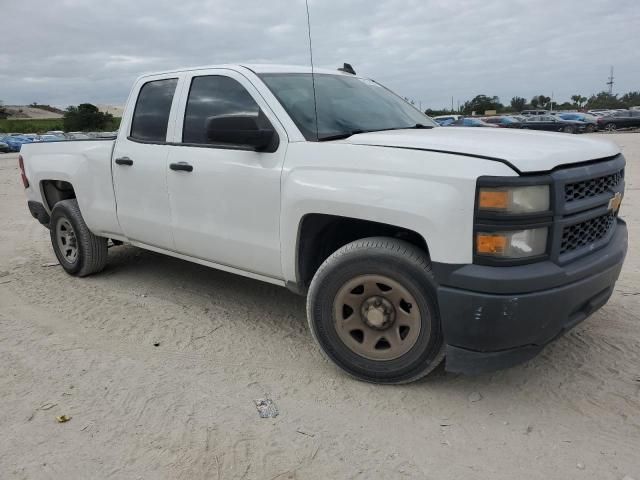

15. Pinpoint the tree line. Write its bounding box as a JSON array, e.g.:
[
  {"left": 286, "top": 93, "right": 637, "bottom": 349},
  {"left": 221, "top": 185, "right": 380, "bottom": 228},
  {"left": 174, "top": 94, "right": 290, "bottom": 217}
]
[{"left": 425, "top": 90, "right": 640, "bottom": 117}]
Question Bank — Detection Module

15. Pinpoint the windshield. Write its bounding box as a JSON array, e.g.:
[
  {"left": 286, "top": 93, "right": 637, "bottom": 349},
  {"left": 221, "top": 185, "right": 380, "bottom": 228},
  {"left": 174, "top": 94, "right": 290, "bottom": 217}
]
[{"left": 259, "top": 73, "right": 437, "bottom": 141}]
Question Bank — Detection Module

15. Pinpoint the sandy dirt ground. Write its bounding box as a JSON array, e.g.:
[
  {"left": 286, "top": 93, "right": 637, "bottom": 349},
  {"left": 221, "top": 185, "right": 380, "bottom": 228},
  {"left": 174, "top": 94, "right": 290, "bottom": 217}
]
[{"left": 1, "top": 134, "right": 639, "bottom": 480}]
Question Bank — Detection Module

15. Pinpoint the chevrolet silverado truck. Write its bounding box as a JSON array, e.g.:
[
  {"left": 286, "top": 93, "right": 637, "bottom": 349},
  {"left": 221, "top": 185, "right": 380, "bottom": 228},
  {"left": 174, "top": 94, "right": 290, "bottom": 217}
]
[{"left": 19, "top": 65, "right": 627, "bottom": 383}]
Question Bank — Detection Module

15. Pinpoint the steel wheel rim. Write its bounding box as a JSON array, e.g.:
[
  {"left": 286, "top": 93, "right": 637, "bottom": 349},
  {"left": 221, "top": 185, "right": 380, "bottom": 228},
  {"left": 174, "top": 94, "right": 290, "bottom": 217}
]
[
  {"left": 56, "top": 218, "right": 78, "bottom": 263},
  {"left": 333, "top": 274, "right": 423, "bottom": 361}
]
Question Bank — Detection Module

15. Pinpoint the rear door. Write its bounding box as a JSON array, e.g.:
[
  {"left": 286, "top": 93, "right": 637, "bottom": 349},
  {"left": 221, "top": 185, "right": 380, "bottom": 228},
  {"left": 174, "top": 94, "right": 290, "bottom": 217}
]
[
  {"left": 165, "top": 69, "right": 287, "bottom": 278},
  {"left": 112, "top": 75, "right": 183, "bottom": 249}
]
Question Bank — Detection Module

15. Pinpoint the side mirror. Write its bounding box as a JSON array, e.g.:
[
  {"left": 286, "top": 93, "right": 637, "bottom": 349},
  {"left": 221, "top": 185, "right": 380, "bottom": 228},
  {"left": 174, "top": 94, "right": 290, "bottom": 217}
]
[{"left": 205, "top": 114, "right": 275, "bottom": 151}]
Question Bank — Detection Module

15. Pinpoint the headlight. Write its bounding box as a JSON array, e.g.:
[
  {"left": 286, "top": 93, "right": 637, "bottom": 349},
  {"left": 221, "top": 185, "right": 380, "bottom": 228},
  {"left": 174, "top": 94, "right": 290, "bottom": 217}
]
[
  {"left": 478, "top": 185, "right": 550, "bottom": 214},
  {"left": 476, "top": 227, "right": 548, "bottom": 258}
]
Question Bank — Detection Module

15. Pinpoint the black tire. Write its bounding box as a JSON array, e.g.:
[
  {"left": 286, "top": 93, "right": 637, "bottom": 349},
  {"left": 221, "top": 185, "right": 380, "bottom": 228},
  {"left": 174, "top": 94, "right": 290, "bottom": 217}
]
[
  {"left": 605, "top": 123, "right": 617, "bottom": 132},
  {"left": 49, "top": 199, "right": 108, "bottom": 277},
  {"left": 561, "top": 125, "right": 575, "bottom": 134},
  {"left": 307, "top": 237, "right": 445, "bottom": 384},
  {"left": 585, "top": 124, "right": 595, "bottom": 133}
]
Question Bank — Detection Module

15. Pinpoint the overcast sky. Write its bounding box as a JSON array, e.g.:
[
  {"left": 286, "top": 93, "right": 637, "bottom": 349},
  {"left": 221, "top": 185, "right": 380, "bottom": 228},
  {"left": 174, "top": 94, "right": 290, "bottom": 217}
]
[{"left": 1, "top": 0, "right": 638, "bottom": 109}]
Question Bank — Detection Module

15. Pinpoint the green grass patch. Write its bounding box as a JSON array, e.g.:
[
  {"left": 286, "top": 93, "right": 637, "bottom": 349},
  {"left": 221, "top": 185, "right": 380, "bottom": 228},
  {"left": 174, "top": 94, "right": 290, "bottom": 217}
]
[{"left": 0, "top": 117, "right": 121, "bottom": 134}]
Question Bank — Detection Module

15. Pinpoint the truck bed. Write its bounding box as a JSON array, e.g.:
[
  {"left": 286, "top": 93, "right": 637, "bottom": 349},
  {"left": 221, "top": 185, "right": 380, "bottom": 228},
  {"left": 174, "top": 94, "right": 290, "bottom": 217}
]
[{"left": 20, "top": 138, "right": 122, "bottom": 237}]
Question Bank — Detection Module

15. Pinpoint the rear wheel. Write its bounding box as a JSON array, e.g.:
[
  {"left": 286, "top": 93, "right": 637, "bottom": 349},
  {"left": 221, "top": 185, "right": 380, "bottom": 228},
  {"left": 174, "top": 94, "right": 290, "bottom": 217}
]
[
  {"left": 50, "top": 199, "right": 108, "bottom": 276},
  {"left": 585, "top": 124, "right": 595, "bottom": 133},
  {"left": 562, "top": 125, "right": 575, "bottom": 133},
  {"left": 307, "top": 237, "right": 445, "bottom": 384},
  {"left": 605, "top": 122, "right": 617, "bottom": 132}
]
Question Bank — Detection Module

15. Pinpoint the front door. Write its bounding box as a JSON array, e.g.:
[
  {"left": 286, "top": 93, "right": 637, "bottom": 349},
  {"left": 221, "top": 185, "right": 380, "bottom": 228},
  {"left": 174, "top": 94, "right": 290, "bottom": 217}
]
[{"left": 166, "top": 70, "right": 287, "bottom": 279}]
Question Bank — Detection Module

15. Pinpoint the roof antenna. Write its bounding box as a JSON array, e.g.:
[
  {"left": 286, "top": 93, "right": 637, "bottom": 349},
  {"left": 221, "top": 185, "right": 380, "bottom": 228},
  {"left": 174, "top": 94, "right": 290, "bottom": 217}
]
[
  {"left": 305, "top": 0, "right": 319, "bottom": 141},
  {"left": 338, "top": 63, "right": 356, "bottom": 75}
]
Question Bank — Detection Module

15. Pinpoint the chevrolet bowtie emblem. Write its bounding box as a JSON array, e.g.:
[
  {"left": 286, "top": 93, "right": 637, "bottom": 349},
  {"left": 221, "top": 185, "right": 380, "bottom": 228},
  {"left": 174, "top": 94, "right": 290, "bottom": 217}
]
[{"left": 608, "top": 192, "right": 622, "bottom": 212}]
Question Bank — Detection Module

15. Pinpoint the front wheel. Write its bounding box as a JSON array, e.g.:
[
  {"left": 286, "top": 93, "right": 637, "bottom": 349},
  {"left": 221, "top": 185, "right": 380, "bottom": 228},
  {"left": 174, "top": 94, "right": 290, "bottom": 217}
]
[
  {"left": 562, "top": 125, "right": 575, "bottom": 134},
  {"left": 605, "top": 123, "right": 617, "bottom": 132},
  {"left": 50, "top": 199, "right": 108, "bottom": 276},
  {"left": 307, "top": 238, "right": 445, "bottom": 384},
  {"left": 585, "top": 124, "right": 595, "bottom": 133}
]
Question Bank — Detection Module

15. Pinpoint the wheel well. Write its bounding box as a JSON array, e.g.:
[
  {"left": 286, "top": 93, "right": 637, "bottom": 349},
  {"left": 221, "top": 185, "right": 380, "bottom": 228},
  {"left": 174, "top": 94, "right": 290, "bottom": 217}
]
[
  {"left": 296, "top": 214, "right": 429, "bottom": 291},
  {"left": 41, "top": 180, "right": 76, "bottom": 211}
]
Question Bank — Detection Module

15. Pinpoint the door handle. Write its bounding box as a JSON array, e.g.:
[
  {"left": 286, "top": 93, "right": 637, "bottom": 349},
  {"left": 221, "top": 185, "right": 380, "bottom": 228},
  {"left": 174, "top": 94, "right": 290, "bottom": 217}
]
[
  {"left": 169, "top": 162, "right": 193, "bottom": 172},
  {"left": 115, "top": 157, "right": 133, "bottom": 166}
]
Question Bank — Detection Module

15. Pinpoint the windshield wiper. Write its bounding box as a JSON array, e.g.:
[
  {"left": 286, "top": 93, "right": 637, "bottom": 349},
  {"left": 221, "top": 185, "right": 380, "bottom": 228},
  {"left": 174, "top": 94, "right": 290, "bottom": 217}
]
[
  {"left": 317, "top": 130, "right": 365, "bottom": 141},
  {"left": 317, "top": 124, "right": 433, "bottom": 141}
]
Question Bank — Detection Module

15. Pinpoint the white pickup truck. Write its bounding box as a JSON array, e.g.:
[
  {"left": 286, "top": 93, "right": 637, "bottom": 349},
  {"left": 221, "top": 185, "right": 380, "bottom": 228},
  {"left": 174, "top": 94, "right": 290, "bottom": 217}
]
[{"left": 20, "top": 64, "right": 627, "bottom": 383}]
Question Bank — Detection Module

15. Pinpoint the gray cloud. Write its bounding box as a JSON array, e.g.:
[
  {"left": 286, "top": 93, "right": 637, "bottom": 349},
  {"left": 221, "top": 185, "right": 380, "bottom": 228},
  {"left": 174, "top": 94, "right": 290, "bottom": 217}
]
[{"left": 1, "top": 0, "right": 638, "bottom": 109}]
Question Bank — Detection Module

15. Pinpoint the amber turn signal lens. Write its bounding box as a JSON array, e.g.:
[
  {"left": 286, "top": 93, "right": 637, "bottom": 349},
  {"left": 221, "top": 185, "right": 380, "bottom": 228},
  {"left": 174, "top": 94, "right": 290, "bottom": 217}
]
[
  {"left": 476, "top": 233, "right": 507, "bottom": 254},
  {"left": 478, "top": 190, "right": 509, "bottom": 210}
]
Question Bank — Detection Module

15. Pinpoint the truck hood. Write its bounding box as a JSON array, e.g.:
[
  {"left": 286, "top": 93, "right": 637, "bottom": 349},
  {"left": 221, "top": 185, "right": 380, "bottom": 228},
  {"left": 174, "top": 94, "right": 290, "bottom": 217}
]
[{"left": 344, "top": 128, "right": 620, "bottom": 173}]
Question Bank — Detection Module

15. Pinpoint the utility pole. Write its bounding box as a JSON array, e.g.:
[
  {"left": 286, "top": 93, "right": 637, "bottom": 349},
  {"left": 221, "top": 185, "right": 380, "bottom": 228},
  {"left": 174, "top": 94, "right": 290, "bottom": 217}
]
[
  {"left": 607, "top": 66, "right": 614, "bottom": 95},
  {"left": 451, "top": 96, "right": 454, "bottom": 113}
]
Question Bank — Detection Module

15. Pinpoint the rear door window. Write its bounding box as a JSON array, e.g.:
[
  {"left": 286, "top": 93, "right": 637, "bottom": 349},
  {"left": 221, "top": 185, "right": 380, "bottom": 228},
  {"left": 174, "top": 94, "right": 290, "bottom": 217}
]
[{"left": 130, "top": 78, "right": 178, "bottom": 142}]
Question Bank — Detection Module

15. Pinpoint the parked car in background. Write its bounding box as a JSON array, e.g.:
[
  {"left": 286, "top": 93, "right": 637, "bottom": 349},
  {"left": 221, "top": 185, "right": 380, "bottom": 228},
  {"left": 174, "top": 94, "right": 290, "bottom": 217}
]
[
  {"left": 521, "top": 110, "right": 549, "bottom": 116},
  {"left": 38, "top": 134, "right": 64, "bottom": 142},
  {"left": 522, "top": 115, "right": 586, "bottom": 134},
  {"left": 482, "top": 116, "right": 522, "bottom": 128},
  {"left": 452, "top": 117, "right": 498, "bottom": 127},
  {"left": 65, "top": 132, "right": 91, "bottom": 140},
  {"left": 0, "top": 141, "right": 10, "bottom": 153},
  {"left": 588, "top": 109, "right": 617, "bottom": 117},
  {"left": 95, "top": 131, "right": 119, "bottom": 138},
  {"left": 557, "top": 113, "right": 599, "bottom": 132},
  {"left": 0, "top": 135, "right": 34, "bottom": 152},
  {"left": 597, "top": 110, "right": 640, "bottom": 131},
  {"left": 432, "top": 114, "right": 462, "bottom": 126}
]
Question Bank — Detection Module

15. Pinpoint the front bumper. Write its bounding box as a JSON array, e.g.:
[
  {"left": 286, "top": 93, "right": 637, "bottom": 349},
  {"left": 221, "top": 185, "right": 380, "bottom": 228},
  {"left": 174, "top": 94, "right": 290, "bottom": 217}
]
[{"left": 435, "top": 219, "right": 627, "bottom": 374}]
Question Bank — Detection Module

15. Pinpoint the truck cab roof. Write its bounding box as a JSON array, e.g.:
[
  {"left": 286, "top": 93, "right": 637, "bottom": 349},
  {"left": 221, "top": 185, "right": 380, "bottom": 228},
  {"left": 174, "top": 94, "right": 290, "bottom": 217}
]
[{"left": 138, "top": 64, "right": 360, "bottom": 80}]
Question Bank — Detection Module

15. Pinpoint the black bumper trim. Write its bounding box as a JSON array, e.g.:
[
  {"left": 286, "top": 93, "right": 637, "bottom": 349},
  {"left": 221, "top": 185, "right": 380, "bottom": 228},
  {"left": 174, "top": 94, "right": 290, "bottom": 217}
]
[
  {"left": 445, "top": 344, "right": 543, "bottom": 375},
  {"left": 437, "top": 219, "right": 626, "bottom": 375},
  {"left": 28, "top": 201, "right": 50, "bottom": 228}
]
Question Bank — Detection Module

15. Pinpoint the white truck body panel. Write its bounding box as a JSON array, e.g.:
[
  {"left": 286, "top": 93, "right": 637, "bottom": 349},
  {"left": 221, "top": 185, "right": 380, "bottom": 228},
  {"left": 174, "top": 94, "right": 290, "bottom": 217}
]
[
  {"left": 279, "top": 142, "right": 516, "bottom": 280},
  {"left": 22, "top": 139, "right": 121, "bottom": 237},
  {"left": 20, "top": 64, "right": 621, "bottom": 288},
  {"left": 111, "top": 72, "right": 185, "bottom": 250}
]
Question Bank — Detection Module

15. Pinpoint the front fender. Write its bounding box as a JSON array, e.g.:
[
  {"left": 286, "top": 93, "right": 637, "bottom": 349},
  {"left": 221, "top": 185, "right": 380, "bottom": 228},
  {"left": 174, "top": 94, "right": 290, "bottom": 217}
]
[{"left": 280, "top": 143, "right": 517, "bottom": 284}]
